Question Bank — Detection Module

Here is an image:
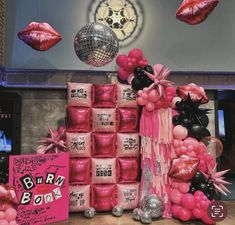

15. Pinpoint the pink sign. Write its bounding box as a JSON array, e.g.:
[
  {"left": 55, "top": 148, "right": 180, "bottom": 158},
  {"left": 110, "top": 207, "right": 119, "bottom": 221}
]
[{"left": 9, "top": 153, "right": 69, "bottom": 225}]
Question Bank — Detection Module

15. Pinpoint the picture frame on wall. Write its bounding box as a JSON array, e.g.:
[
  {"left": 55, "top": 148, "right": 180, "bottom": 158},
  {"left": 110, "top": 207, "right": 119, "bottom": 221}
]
[{"left": 0, "top": 92, "right": 22, "bottom": 155}]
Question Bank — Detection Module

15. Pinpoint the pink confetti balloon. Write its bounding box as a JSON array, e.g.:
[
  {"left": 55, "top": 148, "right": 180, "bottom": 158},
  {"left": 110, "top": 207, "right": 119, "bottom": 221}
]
[
  {"left": 169, "top": 189, "right": 183, "bottom": 204},
  {"left": 181, "top": 193, "right": 195, "bottom": 210},
  {"left": 173, "top": 125, "right": 188, "bottom": 140},
  {"left": 5, "top": 208, "right": 17, "bottom": 222},
  {"left": 178, "top": 208, "right": 191, "bottom": 222},
  {"left": 201, "top": 136, "right": 223, "bottom": 158}
]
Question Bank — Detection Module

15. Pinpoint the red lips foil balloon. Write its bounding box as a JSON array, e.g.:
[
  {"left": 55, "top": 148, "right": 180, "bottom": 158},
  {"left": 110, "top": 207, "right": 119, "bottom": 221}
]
[
  {"left": 91, "top": 185, "right": 116, "bottom": 211},
  {"left": 18, "top": 22, "right": 62, "bottom": 51},
  {"left": 0, "top": 184, "right": 18, "bottom": 211},
  {"left": 168, "top": 155, "right": 200, "bottom": 181},
  {"left": 176, "top": 0, "right": 219, "bottom": 25}
]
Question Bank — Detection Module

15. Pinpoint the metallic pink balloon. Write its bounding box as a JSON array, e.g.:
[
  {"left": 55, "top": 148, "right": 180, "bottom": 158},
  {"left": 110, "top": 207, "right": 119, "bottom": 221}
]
[
  {"left": 67, "top": 107, "right": 91, "bottom": 132},
  {"left": 116, "top": 84, "right": 137, "bottom": 108},
  {"left": 117, "top": 183, "right": 139, "bottom": 209},
  {"left": 118, "top": 158, "right": 138, "bottom": 183},
  {"left": 93, "top": 84, "right": 116, "bottom": 107},
  {"left": 116, "top": 133, "right": 139, "bottom": 157},
  {"left": 118, "top": 108, "right": 139, "bottom": 132},
  {"left": 70, "top": 158, "right": 90, "bottom": 184},
  {"left": 66, "top": 132, "right": 91, "bottom": 157},
  {"left": 67, "top": 82, "right": 92, "bottom": 107},
  {"left": 91, "top": 158, "right": 116, "bottom": 184},
  {"left": 92, "top": 133, "right": 116, "bottom": 157},
  {"left": 176, "top": 0, "right": 219, "bottom": 25},
  {"left": 91, "top": 185, "right": 116, "bottom": 211},
  {"left": 177, "top": 83, "right": 209, "bottom": 103},
  {"left": 69, "top": 184, "right": 90, "bottom": 212},
  {"left": 18, "top": 22, "right": 62, "bottom": 51},
  {"left": 92, "top": 108, "right": 116, "bottom": 132}
]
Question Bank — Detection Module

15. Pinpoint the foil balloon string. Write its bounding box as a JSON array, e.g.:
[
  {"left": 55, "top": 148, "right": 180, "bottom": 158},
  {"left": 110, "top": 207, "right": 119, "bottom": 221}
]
[{"left": 142, "top": 64, "right": 175, "bottom": 100}]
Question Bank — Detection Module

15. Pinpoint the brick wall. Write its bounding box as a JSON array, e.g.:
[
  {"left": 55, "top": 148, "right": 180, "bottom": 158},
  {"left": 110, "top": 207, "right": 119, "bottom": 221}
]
[{"left": 0, "top": 0, "right": 4, "bottom": 65}]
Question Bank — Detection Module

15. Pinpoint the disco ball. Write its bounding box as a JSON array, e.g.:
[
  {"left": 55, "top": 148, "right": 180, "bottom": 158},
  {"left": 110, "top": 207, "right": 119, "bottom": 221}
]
[
  {"left": 140, "top": 195, "right": 164, "bottom": 219},
  {"left": 74, "top": 22, "right": 119, "bottom": 67}
]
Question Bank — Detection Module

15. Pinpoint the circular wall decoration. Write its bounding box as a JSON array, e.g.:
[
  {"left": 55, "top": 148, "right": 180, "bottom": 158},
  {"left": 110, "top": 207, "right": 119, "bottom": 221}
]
[{"left": 88, "top": 0, "right": 144, "bottom": 47}]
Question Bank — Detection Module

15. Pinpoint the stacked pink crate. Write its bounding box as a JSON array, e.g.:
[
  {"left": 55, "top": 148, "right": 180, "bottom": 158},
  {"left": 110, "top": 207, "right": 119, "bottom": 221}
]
[{"left": 66, "top": 83, "right": 140, "bottom": 213}]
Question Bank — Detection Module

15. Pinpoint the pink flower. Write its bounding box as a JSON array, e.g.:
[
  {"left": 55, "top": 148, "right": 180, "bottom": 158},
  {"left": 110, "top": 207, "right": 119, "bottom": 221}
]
[{"left": 177, "top": 83, "right": 209, "bottom": 104}]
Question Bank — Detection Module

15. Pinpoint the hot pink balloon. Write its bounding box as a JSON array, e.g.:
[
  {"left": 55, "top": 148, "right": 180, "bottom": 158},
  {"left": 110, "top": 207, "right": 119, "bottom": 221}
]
[
  {"left": 181, "top": 193, "right": 195, "bottom": 210},
  {"left": 178, "top": 208, "right": 191, "bottom": 222},
  {"left": 171, "top": 204, "right": 182, "bottom": 218},
  {"left": 0, "top": 211, "right": 5, "bottom": 220},
  {"left": 170, "top": 189, "right": 183, "bottom": 204},
  {"left": 192, "top": 208, "right": 203, "bottom": 219},
  {"left": 116, "top": 54, "right": 128, "bottom": 67},
  {"left": 145, "top": 102, "right": 155, "bottom": 112},
  {"left": 5, "top": 208, "right": 17, "bottom": 222},
  {"left": 128, "top": 48, "right": 143, "bottom": 62},
  {"left": 118, "top": 67, "right": 131, "bottom": 80},
  {"left": 173, "top": 125, "right": 188, "bottom": 140},
  {"left": 0, "top": 220, "right": 8, "bottom": 225},
  {"left": 184, "top": 137, "right": 199, "bottom": 148}
]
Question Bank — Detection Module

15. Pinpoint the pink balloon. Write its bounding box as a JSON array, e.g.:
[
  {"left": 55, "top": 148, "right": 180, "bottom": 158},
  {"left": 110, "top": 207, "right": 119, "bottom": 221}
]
[
  {"left": 145, "top": 102, "right": 155, "bottom": 112},
  {"left": 173, "top": 139, "right": 181, "bottom": 148},
  {"left": 181, "top": 193, "right": 195, "bottom": 210},
  {"left": 142, "top": 93, "right": 148, "bottom": 99},
  {"left": 170, "top": 189, "right": 183, "bottom": 204},
  {"left": 124, "top": 59, "right": 135, "bottom": 71},
  {"left": 128, "top": 48, "right": 143, "bottom": 62},
  {"left": 173, "top": 125, "right": 188, "bottom": 140},
  {"left": 5, "top": 208, "right": 17, "bottom": 222},
  {"left": 194, "top": 190, "right": 204, "bottom": 197},
  {"left": 0, "top": 220, "right": 8, "bottom": 225},
  {"left": 179, "top": 145, "right": 187, "bottom": 154},
  {"left": 179, "top": 183, "right": 190, "bottom": 193},
  {"left": 0, "top": 212, "right": 5, "bottom": 220},
  {"left": 118, "top": 67, "right": 130, "bottom": 80},
  {"left": 137, "top": 90, "right": 143, "bottom": 96},
  {"left": 202, "top": 213, "right": 215, "bottom": 225},
  {"left": 116, "top": 54, "right": 127, "bottom": 67},
  {"left": 137, "top": 97, "right": 147, "bottom": 106},
  {"left": 192, "top": 208, "right": 203, "bottom": 219},
  {"left": 148, "top": 90, "right": 160, "bottom": 102},
  {"left": 171, "top": 205, "right": 182, "bottom": 218},
  {"left": 139, "top": 59, "right": 148, "bottom": 67},
  {"left": 9, "top": 221, "right": 17, "bottom": 225},
  {"left": 184, "top": 137, "right": 199, "bottom": 148},
  {"left": 178, "top": 208, "right": 191, "bottom": 222}
]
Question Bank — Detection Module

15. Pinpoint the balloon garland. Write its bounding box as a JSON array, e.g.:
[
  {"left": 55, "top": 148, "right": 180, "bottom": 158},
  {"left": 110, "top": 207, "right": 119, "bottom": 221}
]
[{"left": 116, "top": 50, "right": 231, "bottom": 224}]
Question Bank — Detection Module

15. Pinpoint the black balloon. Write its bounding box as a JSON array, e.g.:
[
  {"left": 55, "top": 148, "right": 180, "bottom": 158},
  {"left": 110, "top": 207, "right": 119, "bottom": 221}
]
[
  {"left": 172, "top": 115, "right": 181, "bottom": 125},
  {"left": 200, "top": 128, "right": 211, "bottom": 139},
  {"left": 192, "top": 171, "right": 205, "bottom": 184},
  {"left": 132, "top": 78, "right": 143, "bottom": 91},
  {"left": 189, "top": 186, "right": 196, "bottom": 194},
  {"left": 189, "top": 124, "right": 204, "bottom": 139},
  {"left": 143, "top": 65, "right": 154, "bottom": 74},
  {"left": 181, "top": 117, "right": 190, "bottom": 127},
  {"left": 197, "top": 114, "right": 209, "bottom": 127},
  {"left": 134, "top": 66, "right": 145, "bottom": 80}
]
